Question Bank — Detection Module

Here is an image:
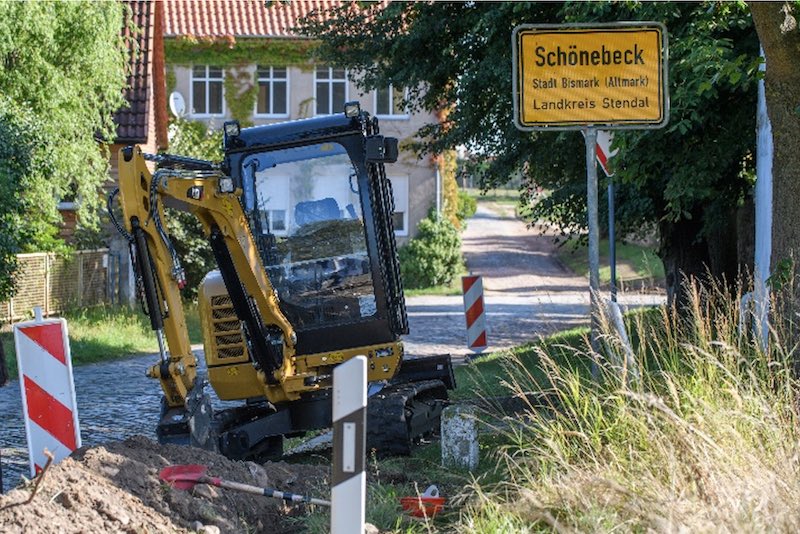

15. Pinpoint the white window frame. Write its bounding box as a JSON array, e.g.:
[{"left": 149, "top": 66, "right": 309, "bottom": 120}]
[
  {"left": 314, "top": 66, "right": 349, "bottom": 116},
  {"left": 191, "top": 65, "right": 225, "bottom": 117},
  {"left": 254, "top": 66, "right": 290, "bottom": 119},
  {"left": 388, "top": 175, "right": 409, "bottom": 237},
  {"left": 374, "top": 85, "right": 409, "bottom": 119}
]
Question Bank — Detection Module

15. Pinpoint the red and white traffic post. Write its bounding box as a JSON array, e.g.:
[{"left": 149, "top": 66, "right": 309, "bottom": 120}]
[
  {"left": 14, "top": 308, "right": 81, "bottom": 477},
  {"left": 462, "top": 275, "right": 488, "bottom": 355}
]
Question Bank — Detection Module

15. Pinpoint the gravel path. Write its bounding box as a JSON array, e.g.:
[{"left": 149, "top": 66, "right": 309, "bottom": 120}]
[{"left": 402, "top": 201, "right": 664, "bottom": 359}]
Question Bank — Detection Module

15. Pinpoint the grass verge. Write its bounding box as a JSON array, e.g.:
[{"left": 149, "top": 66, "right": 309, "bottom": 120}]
[
  {"left": 465, "top": 187, "right": 520, "bottom": 204},
  {"left": 403, "top": 273, "right": 466, "bottom": 297},
  {"left": 557, "top": 237, "right": 664, "bottom": 286},
  {"left": 450, "top": 282, "right": 800, "bottom": 532},
  {"left": 1, "top": 303, "right": 202, "bottom": 380}
]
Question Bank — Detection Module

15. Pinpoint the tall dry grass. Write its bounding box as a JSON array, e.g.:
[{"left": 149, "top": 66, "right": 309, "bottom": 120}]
[{"left": 458, "top": 281, "right": 800, "bottom": 532}]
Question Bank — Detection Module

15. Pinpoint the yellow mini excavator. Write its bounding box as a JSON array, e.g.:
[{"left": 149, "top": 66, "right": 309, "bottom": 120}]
[{"left": 110, "top": 103, "right": 454, "bottom": 460}]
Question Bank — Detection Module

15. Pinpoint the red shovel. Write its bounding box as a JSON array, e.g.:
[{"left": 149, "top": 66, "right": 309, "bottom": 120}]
[{"left": 159, "top": 464, "right": 331, "bottom": 507}]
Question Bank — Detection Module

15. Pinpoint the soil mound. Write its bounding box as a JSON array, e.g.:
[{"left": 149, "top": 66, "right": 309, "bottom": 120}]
[{"left": 0, "top": 436, "right": 328, "bottom": 533}]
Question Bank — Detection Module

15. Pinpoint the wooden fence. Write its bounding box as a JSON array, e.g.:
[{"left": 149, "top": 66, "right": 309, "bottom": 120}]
[{"left": 0, "top": 249, "right": 121, "bottom": 322}]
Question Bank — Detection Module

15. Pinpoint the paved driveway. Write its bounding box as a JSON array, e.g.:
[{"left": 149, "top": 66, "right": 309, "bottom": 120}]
[{"left": 403, "top": 202, "right": 664, "bottom": 359}]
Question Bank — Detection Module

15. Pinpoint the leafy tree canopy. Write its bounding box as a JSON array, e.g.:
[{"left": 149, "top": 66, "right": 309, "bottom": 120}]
[
  {"left": 298, "top": 1, "right": 760, "bottom": 302},
  {"left": 0, "top": 1, "right": 128, "bottom": 253},
  {"left": 162, "top": 119, "right": 223, "bottom": 299}
]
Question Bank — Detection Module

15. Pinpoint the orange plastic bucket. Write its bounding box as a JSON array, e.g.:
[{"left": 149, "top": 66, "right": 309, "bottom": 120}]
[{"left": 400, "top": 485, "right": 445, "bottom": 518}]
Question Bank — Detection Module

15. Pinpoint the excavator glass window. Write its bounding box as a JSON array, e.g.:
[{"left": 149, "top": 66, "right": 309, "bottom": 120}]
[{"left": 246, "top": 142, "right": 377, "bottom": 331}]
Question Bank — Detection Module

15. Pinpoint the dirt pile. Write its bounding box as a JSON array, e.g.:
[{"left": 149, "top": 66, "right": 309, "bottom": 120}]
[{"left": 0, "top": 436, "right": 328, "bottom": 533}]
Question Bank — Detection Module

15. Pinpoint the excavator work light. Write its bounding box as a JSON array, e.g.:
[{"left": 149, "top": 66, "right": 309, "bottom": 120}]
[
  {"left": 219, "top": 177, "right": 234, "bottom": 193},
  {"left": 224, "top": 121, "right": 240, "bottom": 138},
  {"left": 344, "top": 101, "right": 361, "bottom": 118},
  {"left": 223, "top": 120, "right": 241, "bottom": 150}
]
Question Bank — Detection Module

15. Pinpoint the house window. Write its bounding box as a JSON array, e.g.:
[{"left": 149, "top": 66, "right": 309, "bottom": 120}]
[
  {"left": 388, "top": 175, "right": 409, "bottom": 236},
  {"left": 268, "top": 209, "right": 287, "bottom": 232},
  {"left": 191, "top": 66, "right": 224, "bottom": 116},
  {"left": 375, "top": 85, "right": 408, "bottom": 118},
  {"left": 315, "top": 66, "right": 348, "bottom": 115},
  {"left": 255, "top": 66, "right": 288, "bottom": 117},
  {"left": 256, "top": 175, "right": 290, "bottom": 236}
]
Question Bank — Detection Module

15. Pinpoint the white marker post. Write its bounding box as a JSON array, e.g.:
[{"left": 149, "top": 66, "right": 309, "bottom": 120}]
[{"left": 331, "top": 356, "right": 367, "bottom": 534}]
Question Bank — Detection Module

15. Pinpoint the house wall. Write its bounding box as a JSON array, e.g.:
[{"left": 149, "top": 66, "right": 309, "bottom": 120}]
[{"left": 169, "top": 63, "right": 438, "bottom": 244}]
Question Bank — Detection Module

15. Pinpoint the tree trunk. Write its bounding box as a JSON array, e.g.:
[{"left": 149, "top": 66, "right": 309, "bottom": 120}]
[
  {"left": 750, "top": 3, "right": 800, "bottom": 319},
  {"left": 658, "top": 215, "right": 712, "bottom": 308}
]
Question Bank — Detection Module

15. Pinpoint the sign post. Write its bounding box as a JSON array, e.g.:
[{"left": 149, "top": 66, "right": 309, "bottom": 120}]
[
  {"left": 596, "top": 130, "right": 619, "bottom": 302},
  {"left": 513, "top": 22, "right": 668, "bottom": 368}
]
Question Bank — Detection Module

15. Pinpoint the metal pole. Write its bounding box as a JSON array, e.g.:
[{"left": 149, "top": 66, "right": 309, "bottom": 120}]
[
  {"left": 585, "top": 128, "right": 601, "bottom": 377},
  {"left": 608, "top": 179, "right": 617, "bottom": 302}
]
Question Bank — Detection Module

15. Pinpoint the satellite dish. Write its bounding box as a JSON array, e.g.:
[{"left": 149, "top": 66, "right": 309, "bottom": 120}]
[{"left": 169, "top": 91, "right": 186, "bottom": 118}]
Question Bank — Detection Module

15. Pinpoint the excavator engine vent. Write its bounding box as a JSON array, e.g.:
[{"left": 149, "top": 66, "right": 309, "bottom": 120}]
[{"left": 210, "top": 295, "right": 247, "bottom": 359}]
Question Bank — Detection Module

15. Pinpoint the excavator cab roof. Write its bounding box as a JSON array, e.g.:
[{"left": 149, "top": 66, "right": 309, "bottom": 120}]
[{"left": 223, "top": 103, "right": 366, "bottom": 155}]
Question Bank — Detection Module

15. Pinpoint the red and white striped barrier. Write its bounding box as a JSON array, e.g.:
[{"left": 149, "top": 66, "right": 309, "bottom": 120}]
[
  {"left": 14, "top": 313, "right": 81, "bottom": 477},
  {"left": 462, "top": 275, "right": 488, "bottom": 352}
]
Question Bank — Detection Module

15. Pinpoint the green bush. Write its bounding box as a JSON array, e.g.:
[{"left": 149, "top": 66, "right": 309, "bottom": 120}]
[
  {"left": 399, "top": 214, "right": 462, "bottom": 289},
  {"left": 456, "top": 189, "right": 477, "bottom": 223}
]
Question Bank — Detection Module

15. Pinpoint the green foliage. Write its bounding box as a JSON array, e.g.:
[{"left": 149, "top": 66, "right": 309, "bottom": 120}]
[
  {"left": 299, "top": 2, "right": 760, "bottom": 293},
  {"left": 439, "top": 149, "right": 460, "bottom": 228},
  {"left": 557, "top": 237, "right": 665, "bottom": 284},
  {"left": 165, "top": 36, "right": 316, "bottom": 68},
  {"left": 0, "top": 1, "right": 127, "bottom": 249},
  {"left": 399, "top": 215, "right": 463, "bottom": 289},
  {"left": 224, "top": 68, "right": 258, "bottom": 126},
  {"left": 164, "top": 119, "right": 224, "bottom": 299},
  {"left": 456, "top": 190, "right": 478, "bottom": 224},
  {"left": 0, "top": 99, "right": 53, "bottom": 301}
]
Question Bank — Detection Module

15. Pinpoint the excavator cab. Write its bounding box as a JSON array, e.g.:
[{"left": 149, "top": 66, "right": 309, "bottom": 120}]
[
  {"left": 229, "top": 109, "right": 407, "bottom": 356},
  {"left": 115, "top": 102, "right": 453, "bottom": 461}
]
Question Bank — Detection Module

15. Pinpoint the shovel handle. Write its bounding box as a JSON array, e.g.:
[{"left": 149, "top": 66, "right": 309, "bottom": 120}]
[{"left": 202, "top": 476, "right": 331, "bottom": 507}]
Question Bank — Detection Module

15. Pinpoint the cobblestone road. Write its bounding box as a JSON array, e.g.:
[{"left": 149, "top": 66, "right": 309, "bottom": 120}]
[{"left": 0, "top": 201, "right": 664, "bottom": 491}]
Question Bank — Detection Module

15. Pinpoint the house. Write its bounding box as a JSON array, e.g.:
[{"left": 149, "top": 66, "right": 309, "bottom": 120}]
[
  {"left": 113, "top": 0, "right": 169, "bottom": 168},
  {"left": 163, "top": 0, "right": 441, "bottom": 243}
]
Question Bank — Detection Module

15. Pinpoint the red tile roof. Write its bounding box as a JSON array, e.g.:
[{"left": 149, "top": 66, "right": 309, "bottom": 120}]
[
  {"left": 164, "top": 0, "right": 338, "bottom": 38},
  {"left": 116, "top": 1, "right": 154, "bottom": 143},
  {"left": 115, "top": 1, "right": 168, "bottom": 148}
]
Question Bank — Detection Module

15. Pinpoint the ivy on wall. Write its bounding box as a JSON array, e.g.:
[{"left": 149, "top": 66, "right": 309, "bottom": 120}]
[
  {"left": 224, "top": 67, "right": 258, "bottom": 125},
  {"left": 165, "top": 36, "right": 317, "bottom": 68},
  {"left": 166, "top": 36, "right": 319, "bottom": 124},
  {"left": 439, "top": 150, "right": 460, "bottom": 228}
]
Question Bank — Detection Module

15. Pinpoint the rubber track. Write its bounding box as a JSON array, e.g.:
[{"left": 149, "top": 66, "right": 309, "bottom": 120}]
[{"left": 366, "top": 379, "right": 448, "bottom": 456}]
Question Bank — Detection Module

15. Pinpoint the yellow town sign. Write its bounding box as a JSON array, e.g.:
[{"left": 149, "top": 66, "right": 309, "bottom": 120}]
[{"left": 513, "top": 23, "right": 668, "bottom": 130}]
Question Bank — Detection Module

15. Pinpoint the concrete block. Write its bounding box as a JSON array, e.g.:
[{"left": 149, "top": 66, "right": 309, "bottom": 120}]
[{"left": 441, "top": 404, "right": 478, "bottom": 471}]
